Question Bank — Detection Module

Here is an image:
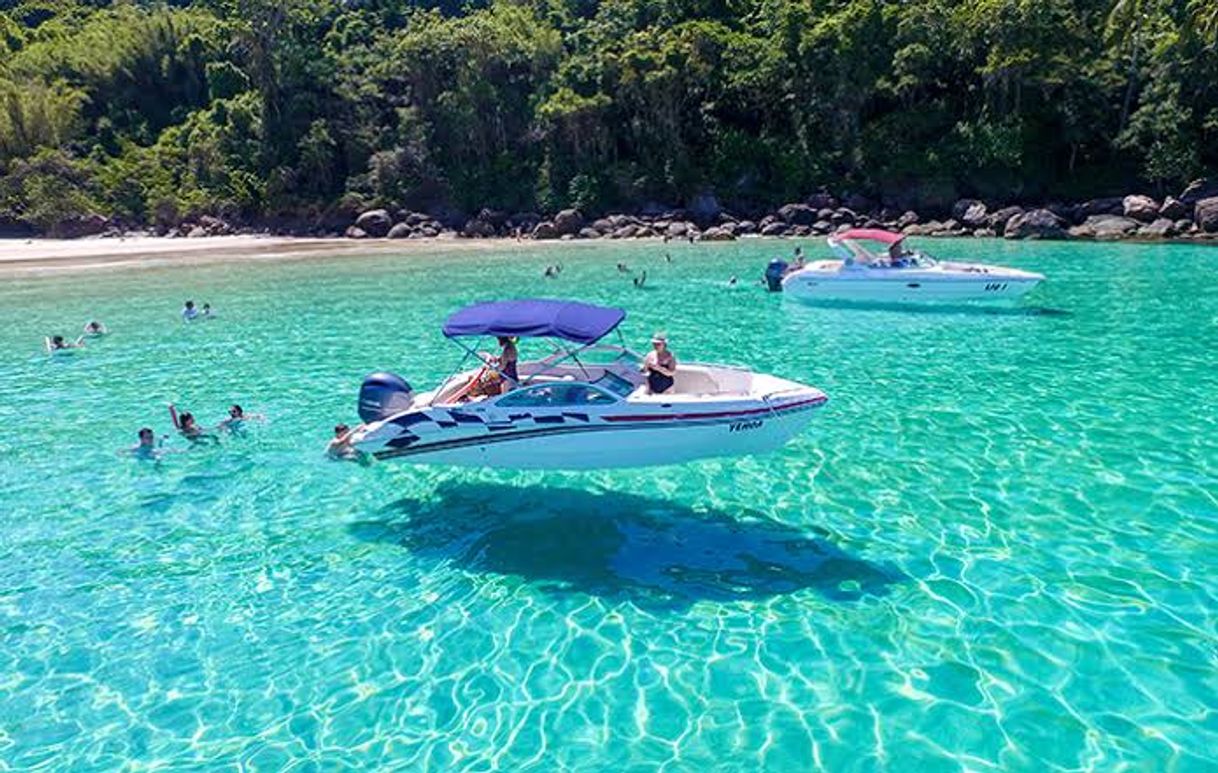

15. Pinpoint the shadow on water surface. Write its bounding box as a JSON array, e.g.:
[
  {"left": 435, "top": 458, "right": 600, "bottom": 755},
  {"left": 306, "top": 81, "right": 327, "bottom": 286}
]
[{"left": 348, "top": 482, "right": 903, "bottom": 608}]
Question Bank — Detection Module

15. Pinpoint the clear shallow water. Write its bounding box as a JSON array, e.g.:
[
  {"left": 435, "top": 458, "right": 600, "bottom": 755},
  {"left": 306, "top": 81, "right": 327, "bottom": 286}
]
[{"left": 1, "top": 238, "right": 1216, "bottom": 770}]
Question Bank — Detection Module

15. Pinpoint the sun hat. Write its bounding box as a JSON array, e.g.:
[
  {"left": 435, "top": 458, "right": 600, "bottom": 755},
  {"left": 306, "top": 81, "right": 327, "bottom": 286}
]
[{"left": 651, "top": 331, "right": 668, "bottom": 343}]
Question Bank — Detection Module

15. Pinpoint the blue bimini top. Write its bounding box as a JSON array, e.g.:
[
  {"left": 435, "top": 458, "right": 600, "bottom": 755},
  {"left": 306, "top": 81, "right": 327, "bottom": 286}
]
[{"left": 442, "top": 299, "right": 626, "bottom": 345}]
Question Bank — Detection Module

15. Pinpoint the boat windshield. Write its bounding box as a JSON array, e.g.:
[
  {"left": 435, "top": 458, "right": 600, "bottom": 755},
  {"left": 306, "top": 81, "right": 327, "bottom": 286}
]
[{"left": 594, "top": 371, "right": 636, "bottom": 398}]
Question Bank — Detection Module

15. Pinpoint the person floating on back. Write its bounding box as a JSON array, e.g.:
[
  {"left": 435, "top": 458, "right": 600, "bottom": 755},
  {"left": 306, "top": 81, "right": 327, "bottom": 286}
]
[
  {"left": 181, "top": 300, "right": 199, "bottom": 322},
  {"left": 83, "top": 320, "right": 108, "bottom": 337},
  {"left": 45, "top": 334, "right": 85, "bottom": 353},
  {"left": 168, "top": 403, "right": 219, "bottom": 444}
]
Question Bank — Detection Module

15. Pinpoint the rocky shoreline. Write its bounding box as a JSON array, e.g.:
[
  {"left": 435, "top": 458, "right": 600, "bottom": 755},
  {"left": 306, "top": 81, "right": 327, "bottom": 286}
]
[{"left": 27, "top": 179, "right": 1218, "bottom": 245}]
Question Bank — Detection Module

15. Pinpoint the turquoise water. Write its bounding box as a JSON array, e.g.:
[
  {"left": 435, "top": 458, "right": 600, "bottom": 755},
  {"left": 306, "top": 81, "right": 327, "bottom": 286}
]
[{"left": 1, "top": 238, "right": 1216, "bottom": 770}]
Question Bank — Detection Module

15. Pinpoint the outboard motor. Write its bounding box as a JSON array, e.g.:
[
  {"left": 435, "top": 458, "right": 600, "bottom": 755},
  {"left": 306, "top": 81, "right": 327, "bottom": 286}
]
[
  {"left": 358, "top": 372, "right": 414, "bottom": 423},
  {"left": 764, "top": 259, "right": 789, "bottom": 292}
]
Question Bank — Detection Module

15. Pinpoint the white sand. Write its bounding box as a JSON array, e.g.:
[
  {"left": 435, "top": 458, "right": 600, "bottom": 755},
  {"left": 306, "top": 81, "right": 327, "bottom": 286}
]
[{"left": 0, "top": 234, "right": 548, "bottom": 275}]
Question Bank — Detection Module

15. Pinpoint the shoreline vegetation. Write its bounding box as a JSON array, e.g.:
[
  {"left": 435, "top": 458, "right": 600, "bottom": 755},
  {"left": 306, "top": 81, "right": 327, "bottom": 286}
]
[{"left": 2, "top": 2, "right": 1218, "bottom": 248}]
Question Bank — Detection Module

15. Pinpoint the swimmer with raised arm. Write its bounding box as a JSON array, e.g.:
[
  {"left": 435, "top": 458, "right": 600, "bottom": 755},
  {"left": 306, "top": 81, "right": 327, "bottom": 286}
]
[
  {"left": 45, "top": 335, "right": 85, "bottom": 353},
  {"left": 168, "top": 403, "right": 219, "bottom": 444}
]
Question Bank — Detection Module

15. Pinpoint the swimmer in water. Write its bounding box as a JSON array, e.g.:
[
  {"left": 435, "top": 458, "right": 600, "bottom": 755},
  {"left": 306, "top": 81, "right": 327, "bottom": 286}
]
[
  {"left": 201, "top": 303, "right": 215, "bottom": 319},
  {"left": 83, "top": 320, "right": 108, "bottom": 336},
  {"left": 127, "top": 427, "right": 168, "bottom": 459},
  {"left": 168, "top": 404, "right": 219, "bottom": 444},
  {"left": 617, "top": 262, "right": 629, "bottom": 273},
  {"left": 327, "top": 423, "right": 360, "bottom": 460},
  {"left": 665, "top": 253, "right": 673, "bottom": 263},
  {"left": 181, "top": 300, "right": 199, "bottom": 322},
  {"left": 45, "top": 334, "right": 85, "bottom": 353},
  {"left": 217, "top": 403, "right": 264, "bottom": 432},
  {"left": 633, "top": 270, "right": 647, "bottom": 288},
  {"left": 728, "top": 276, "right": 738, "bottom": 286}
]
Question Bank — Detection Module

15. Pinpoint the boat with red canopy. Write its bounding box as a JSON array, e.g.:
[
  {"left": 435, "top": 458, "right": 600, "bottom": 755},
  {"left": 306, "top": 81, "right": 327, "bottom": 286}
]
[
  {"left": 780, "top": 228, "right": 1044, "bottom": 304},
  {"left": 347, "top": 299, "right": 827, "bottom": 469}
]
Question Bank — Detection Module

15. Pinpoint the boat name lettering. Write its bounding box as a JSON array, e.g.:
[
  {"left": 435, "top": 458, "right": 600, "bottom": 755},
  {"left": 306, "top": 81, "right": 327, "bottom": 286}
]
[
  {"left": 729, "top": 420, "right": 763, "bottom": 432},
  {"left": 984, "top": 283, "right": 1008, "bottom": 292}
]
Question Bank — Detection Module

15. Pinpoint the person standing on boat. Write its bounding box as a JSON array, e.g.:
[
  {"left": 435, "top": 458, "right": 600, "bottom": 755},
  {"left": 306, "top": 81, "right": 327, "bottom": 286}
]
[
  {"left": 642, "top": 333, "right": 677, "bottom": 394},
  {"left": 496, "top": 336, "right": 519, "bottom": 393}
]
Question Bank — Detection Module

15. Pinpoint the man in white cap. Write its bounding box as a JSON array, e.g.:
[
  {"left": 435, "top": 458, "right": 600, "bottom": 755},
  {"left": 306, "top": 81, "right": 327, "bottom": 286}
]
[{"left": 642, "top": 332, "right": 677, "bottom": 394}]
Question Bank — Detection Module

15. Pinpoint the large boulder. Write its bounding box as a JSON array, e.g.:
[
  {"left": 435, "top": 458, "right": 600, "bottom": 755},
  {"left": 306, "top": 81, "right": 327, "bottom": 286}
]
[
  {"left": 952, "top": 199, "right": 988, "bottom": 227},
  {"left": 387, "top": 223, "right": 412, "bottom": 239},
  {"left": 736, "top": 220, "right": 758, "bottom": 234},
  {"left": 686, "top": 192, "right": 722, "bottom": 225},
  {"left": 345, "top": 226, "right": 368, "bottom": 239},
  {"left": 1138, "top": 218, "right": 1176, "bottom": 239},
  {"left": 987, "top": 206, "right": 1023, "bottom": 231},
  {"left": 699, "top": 226, "right": 735, "bottom": 241},
  {"left": 611, "top": 224, "right": 639, "bottom": 239},
  {"left": 1179, "top": 178, "right": 1218, "bottom": 206},
  {"left": 1123, "top": 195, "right": 1159, "bottom": 222},
  {"left": 1158, "top": 197, "right": 1188, "bottom": 220},
  {"left": 532, "top": 221, "right": 559, "bottom": 240},
  {"left": 552, "top": 208, "right": 584, "bottom": 235},
  {"left": 355, "top": 208, "right": 392, "bottom": 237},
  {"left": 760, "top": 221, "right": 788, "bottom": 236},
  {"left": 1195, "top": 196, "right": 1218, "bottom": 233},
  {"left": 461, "top": 216, "right": 496, "bottom": 238},
  {"left": 805, "top": 192, "right": 838, "bottom": 209},
  {"left": 577, "top": 227, "right": 601, "bottom": 239},
  {"left": 1075, "top": 198, "right": 1124, "bottom": 219},
  {"left": 1004, "top": 209, "right": 1067, "bottom": 240},
  {"left": 666, "top": 221, "right": 690, "bottom": 238},
  {"left": 1073, "top": 215, "right": 1139, "bottom": 240},
  {"left": 896, "top": 210, "right": 920, "bottom": 229},
  {"left": 777, "top": 203, "right": 817, "bottom": 225},
  {"left": 48, "top": 213, "right": 109, "bottom": 239}
]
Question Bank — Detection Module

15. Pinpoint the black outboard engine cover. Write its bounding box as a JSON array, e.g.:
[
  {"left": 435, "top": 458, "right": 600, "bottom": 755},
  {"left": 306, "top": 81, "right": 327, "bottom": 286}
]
[
  {"left": 765, "top": 259, "right": 789, "bottom": 292},
  {"left": 358, "top": 372, "right": 414, "bottom": 423}
]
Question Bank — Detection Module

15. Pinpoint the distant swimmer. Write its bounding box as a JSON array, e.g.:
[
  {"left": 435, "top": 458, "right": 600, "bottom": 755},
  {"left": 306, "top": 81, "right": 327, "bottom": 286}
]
[
  {"left": 633, "top": 270, "right": 647, "bottom": 289},
  {"left": 168, "top": 403, "right": 219, "bottom": 444},
  {"left": 201, "top": 303, "right": 215, "bottom": 319},
  {"left": 127, "top": 427, "right": 168, "bottom": 459},
  {"left": 665, "top": 253, "right": 673, "bottom": 263},
  {"left": 617, "top": 262, "right": 629, "bottom": 273},
  {"left": 83, "top": 320, "right": 108, "bottom": 336},
  {"left": 544, "top": 265, "right": 557, "bottom": 279},
  {"left": 728, "top": 276, "right": 738, "bottom": 286},
  {"left": 45, "top": 335, "right": 85, "bottom": 353},
  {"left": 217, "top": 403, "right": 264, "bottom": 432},
  {"left": 181, "top": 300, "right": 199, "bottom": 322},
  {"left": 327, "top": 423, "right": 361, "bottom": 460}
]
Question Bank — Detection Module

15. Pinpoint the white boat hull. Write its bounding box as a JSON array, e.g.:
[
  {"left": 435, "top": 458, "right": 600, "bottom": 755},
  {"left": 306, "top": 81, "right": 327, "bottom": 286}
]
[
  {"left": 351, "top": 373, "right": 827, "bottom": 469},
  {"left": 782, "top": 261, "right": 1043, "bottom": 304}
]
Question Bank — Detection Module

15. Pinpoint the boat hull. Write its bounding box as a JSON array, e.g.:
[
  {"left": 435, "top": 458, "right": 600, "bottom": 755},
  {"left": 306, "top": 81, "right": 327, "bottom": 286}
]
[
  {"left": 782, "top": 259, "right": 1043, "bottom": 305},
  {"left": 353, "top": 393, "right": 826, "bottom": 470}
]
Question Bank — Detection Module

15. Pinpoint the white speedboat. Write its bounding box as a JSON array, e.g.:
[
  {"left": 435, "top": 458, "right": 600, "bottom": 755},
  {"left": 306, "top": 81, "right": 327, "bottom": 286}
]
[
  {"left": 780, "top": 229, "right": 1044, "bottom": 304},
  {"left": 348, "top": 299, "right": 827, "bottom": 469}
]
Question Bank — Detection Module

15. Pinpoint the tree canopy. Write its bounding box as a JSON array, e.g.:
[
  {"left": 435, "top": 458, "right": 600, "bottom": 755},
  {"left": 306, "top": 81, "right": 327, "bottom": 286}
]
[{"left": 1, "top": 0, "right": 1216, "bottom": 230}]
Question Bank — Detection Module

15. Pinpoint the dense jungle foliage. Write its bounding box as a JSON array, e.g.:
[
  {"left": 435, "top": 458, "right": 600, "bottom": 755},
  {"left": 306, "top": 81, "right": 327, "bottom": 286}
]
[{"left": 1, "top": 0, "right": 1216, "bottom": 230}]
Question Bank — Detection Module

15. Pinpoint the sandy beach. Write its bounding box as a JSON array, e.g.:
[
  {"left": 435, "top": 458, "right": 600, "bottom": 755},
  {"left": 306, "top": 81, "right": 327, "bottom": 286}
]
[{"left": 0, "top": 234, "right": 550, "bottom": 276}]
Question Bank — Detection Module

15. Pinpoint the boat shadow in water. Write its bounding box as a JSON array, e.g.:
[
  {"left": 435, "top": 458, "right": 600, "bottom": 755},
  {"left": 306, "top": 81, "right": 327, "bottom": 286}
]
[{"left": 348, "top": 483, "right": 904, "bottom": 608}]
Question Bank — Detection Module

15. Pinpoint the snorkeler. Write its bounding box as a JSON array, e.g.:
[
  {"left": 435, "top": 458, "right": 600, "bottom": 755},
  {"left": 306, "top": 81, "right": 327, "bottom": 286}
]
[{"left": 168, "top": 403, "right": 219, "bottom": 444}]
